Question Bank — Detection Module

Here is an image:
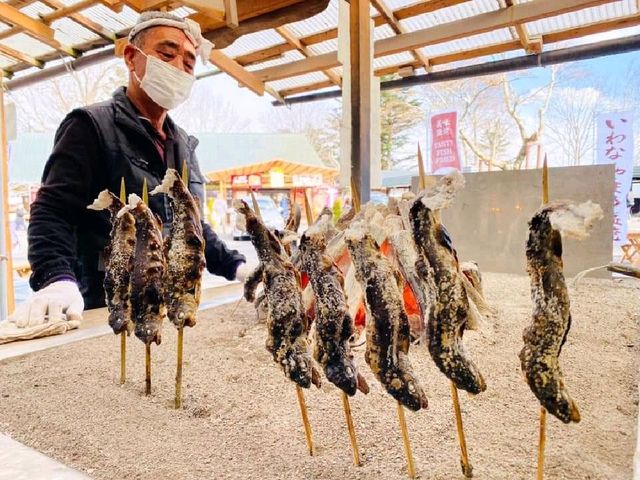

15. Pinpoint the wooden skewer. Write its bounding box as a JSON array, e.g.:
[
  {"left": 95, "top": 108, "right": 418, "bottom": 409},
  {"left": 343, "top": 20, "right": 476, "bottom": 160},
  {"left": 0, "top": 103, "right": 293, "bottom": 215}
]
[
  {"left": 303, "top": 188, "right": 314, "bottom": 225},
  {"left": 397, "top": 402, "right": 417, "bottom": 479},
  {"left": 542, "top": 155, "right": 549, "bottom": 204},
  {"left": 145, "top": 343, "right": 152, "bottom": 396},
  {"left": 141, "top": 178, "right": 152, "bottom": 396},
  {"left": 538, "top": 157, "right": 549, "bottom": 479},
  {"left": 537, "top": 407, "right": 547, "bottom": 480},
  {"left": 341, "top": 392, "right": 362, "bottom": 466},
  {"left": 250, "top": 190, "right": 262, "bottom": 219},
  {"left": 450, "top": 382, "right": 473, "bottom": 478},
  {"left": 119, "top": 177, "right": 127, "bottom": 385},
  {"left": 175, "top": 326, "right": 184, "bottom": 408},
  {"left": 296, "top": 385, "right": 315, "bottom": 455},
  {"left": 175, "top": 163, "right": 189, "bottom": 410},
  {"left": 417, "top": 143, "right": 426, "bottom": 191}
]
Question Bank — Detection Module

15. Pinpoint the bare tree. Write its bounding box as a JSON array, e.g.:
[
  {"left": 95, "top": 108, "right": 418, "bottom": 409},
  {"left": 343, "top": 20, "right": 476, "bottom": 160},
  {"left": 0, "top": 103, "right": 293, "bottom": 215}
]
[
  {"left": 10, "top": 59, "right": 127, "bottom": 133},
  {"left": 171, "top": 78, "right": 251, "bottom": 134},
  {"left": 545, "top": 87, "right": 599, "bottom": 166}
]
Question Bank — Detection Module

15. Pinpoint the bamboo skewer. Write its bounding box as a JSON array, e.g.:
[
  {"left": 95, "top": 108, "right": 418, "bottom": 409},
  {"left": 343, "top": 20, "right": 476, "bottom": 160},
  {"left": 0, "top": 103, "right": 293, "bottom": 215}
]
[
  {"left": 537, "top": 407, "right": 547, "bottom": 480},
  {"left": 341, "top": 392, "right": 361, "bottom": 466},
  {"left": 296, "top": 385, "right": 315, "bottom": 455},
  {"left": 397, "top": 402, "right": 417, "bottom": 479},
  {"left": 142, "top": 178, "right": 152, "bottom": 396},
  {"left": 175, "top": 163, "right": 189, "bottom": 410},
  {"left": 416, "top": 145, "right": 472, "bottom": 476},
  {"left": 451, "top": 383, "right": 473, "bottom": 477},
  {"left": 119, "top": 177, "right": 127, "bottom": 385},
  {"left": 536, "top": 156, "right": 550, "bottom": 478}
]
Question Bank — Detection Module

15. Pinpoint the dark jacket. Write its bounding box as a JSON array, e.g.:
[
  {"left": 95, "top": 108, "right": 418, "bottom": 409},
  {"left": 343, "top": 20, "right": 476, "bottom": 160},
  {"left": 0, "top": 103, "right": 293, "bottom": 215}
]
[{"left": 28, "top": 87, "right": 245, "bottom": 309}]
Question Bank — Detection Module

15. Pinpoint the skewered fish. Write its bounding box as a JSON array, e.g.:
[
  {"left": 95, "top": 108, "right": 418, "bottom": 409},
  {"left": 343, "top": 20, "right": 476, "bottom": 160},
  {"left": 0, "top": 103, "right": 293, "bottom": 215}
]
[
  {"left": 150, "top": 169, "right": 205, "bottom": 328},
  {"left": 410, "top": 172, "right": 486, "bottom": 394},
  {"left": 87, "top": 190, "right": 136, "bottom": 335},
  {"left": 345, "top": 223, "right": 428, "bottom": 411},
  {"left": 125, "top": 194, "right": 167, "bottom": 345},
  {"left": 519, "top": 201, "right": 602, "bottom": 423},
  {"left": 235, "top": 200, "right": 321, "bottom": 389},
  {"left": 299, "top": 218, "right": 369, "bottom": 396}
]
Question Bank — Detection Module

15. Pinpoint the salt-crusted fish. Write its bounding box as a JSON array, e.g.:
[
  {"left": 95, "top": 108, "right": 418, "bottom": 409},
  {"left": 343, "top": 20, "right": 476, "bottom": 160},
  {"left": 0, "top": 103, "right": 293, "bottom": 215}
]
[
  {"left": 299, "top": 217, "right": 369, "bottom": 396},
  {"left": 150, "top": 169, "right": 205, "bottom": 328},
  {"left": 410, "top": 172, "right": 487, "bottom": 394},
  {"left": 345, "top": 222, "right": 428, "bottom": 411},
  {"left": 124, "top": 194, "right": 167, "bottom": 345},
  {"left": 519, "top": 201, "right": 602, "bottom": 423},
  {"left": 235, "top": 199, "right": 321, "bottom": 389},
  {"left": 87, "top": 190, "right": 136, "bottom": 335}
]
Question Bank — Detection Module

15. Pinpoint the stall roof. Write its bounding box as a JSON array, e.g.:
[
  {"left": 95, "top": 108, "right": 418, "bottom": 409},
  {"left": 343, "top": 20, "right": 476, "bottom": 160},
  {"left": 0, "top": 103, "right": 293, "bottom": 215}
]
[{"left": 0, "top": 0, "right": 638, "bottom": 102}]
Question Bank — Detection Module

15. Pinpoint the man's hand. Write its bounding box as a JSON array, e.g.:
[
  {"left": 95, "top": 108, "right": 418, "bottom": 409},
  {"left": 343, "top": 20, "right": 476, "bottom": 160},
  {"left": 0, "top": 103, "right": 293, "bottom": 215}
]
[
  {"left": 9, "top": 280, "right": 84, "bottom": 328},
  {"left": 234, "top": 262, "right": 254, "bottom": 283}
]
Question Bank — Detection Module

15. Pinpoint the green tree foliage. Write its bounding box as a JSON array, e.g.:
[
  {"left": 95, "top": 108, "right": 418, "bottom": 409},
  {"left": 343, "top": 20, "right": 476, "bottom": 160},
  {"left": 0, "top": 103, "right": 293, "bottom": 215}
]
[{"left": 380, "top": 85, "right": 424, "bottom": 170}]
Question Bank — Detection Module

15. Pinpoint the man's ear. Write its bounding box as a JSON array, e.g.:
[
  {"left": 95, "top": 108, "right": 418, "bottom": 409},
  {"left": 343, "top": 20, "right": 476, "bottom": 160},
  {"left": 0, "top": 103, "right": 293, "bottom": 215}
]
[{"left": 123, "top": 44, "right": 137, "bottom": 72}]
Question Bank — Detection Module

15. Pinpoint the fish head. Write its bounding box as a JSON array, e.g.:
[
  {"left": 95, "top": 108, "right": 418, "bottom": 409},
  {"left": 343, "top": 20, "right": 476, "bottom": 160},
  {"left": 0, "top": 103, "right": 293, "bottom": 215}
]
[
  {"left": 170, "top": 295, "right": 198, "bottom": 328},
  {"left": 325, "top": 356, "right": 358, "bottom": 396}
]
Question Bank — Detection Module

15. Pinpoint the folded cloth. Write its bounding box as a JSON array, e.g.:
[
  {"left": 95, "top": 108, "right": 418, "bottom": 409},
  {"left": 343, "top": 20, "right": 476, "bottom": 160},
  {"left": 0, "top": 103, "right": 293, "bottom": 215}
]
[{"left": 0, "top": 317, "right": 80, "bottom": 345}]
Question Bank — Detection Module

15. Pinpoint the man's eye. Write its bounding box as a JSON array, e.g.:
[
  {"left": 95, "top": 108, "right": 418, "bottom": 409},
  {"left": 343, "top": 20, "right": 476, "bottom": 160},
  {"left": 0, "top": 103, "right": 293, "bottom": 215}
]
[{"left": 159, "top": 51, "right": 174, "bottom": 60}]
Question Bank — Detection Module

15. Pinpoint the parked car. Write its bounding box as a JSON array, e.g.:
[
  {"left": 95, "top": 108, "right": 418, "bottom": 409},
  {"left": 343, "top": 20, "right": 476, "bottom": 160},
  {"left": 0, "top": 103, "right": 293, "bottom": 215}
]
[{"left": 233, "top": 196, "right": 285, "bottom": 240}]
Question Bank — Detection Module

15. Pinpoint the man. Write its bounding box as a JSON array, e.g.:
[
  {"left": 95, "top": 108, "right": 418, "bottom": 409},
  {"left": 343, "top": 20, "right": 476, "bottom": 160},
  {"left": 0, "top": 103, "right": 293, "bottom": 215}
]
[{"left": 11, "top": 12, "right": 251, "bottom": 327}]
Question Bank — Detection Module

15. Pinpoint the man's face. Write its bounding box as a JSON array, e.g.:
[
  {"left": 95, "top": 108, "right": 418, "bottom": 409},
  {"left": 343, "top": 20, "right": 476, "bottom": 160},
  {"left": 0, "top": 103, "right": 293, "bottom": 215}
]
[{"left": 125, "top": 26, "right": 197, "bottom": 78}]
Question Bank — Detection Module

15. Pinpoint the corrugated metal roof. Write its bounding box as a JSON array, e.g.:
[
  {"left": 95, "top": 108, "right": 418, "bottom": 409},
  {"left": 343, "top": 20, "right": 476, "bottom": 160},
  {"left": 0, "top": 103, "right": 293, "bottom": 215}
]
[
  {"left": 287, "top": 0, "right": 338, "bottom": 38},
  {"left": 266, "top": 71, "right": 330, "bottom": 91}
]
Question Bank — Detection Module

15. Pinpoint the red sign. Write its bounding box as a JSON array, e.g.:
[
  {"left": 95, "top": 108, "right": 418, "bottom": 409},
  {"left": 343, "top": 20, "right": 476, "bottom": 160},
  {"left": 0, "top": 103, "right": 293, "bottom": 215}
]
[{"left": 429, "top": 111, "right": 461, "bottom": 173}]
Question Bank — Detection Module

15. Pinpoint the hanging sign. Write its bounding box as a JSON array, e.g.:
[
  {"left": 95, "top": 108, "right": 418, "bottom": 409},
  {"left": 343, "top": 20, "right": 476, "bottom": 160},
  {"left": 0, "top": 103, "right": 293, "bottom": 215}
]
[
  {"left": 429, "top": 111, "right": 461, "bottom": 174},
  {"left": 596, "top": 111, "right": 634, "bottom": 246}
]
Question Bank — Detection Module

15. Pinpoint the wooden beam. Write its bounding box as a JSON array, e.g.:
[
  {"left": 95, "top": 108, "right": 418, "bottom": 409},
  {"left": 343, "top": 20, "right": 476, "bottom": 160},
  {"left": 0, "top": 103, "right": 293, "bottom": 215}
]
[
  {"left": 224, "top": 0, "right": 239, "bottom": 28},
  {"left": 39, "top": 0, "right": 118, "bottom": 42},
  {"left": 0, "top": 43, "right": 42, "bottom": 67},
  {"left": 208, "top": 49, "right": 265, "bottom": 95},
  {"left": 371, "top": 0, "right": 430, "bottom": 71},
  {"left": 350, "top": 0, "right": 372, "bottom": 204},
  {"left": 0, "top": 3, "right": 76, "bottom": 56},
  {"left": 234, "top": 0, "right": 466, "bottom": 68},
  {"left": 504, "top": 0, "right": 543, "bottom": 54},
  {"left": 279, "top": 79, "right": 333, "bottom": 97},
  {"left": 275, "top": 25, "right": 341, "bottom": 86},
  {"left": 253, "top": 0, "right": 617, "bottom": 81},
  {"left": 39, "top": 0, "right": 94, "bottom": 22}
]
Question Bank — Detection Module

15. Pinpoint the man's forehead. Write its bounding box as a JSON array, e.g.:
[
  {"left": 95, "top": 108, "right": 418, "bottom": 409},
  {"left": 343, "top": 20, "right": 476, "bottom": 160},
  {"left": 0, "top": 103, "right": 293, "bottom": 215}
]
[{"left": 142, "top": 26, "right": 196, "bottom": 53}]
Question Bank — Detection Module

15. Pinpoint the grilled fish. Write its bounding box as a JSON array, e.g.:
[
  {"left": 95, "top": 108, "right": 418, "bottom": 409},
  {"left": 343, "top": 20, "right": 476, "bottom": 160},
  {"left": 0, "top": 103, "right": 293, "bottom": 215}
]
[
  {"left": 299, "top": 218, "right": 369, "bottom": 396},
  {"left": 235, "top": 200, "right": 321, "bottom": 389},
  {"left": 150, "top": 169, "right": 205, "bottom": 328},
  {"left": 410, "top": 173, "right": 486, "bottom": 394},
  {"left": 125, "top": 194, "right": 167, "bottom": 345},
  {"left": 87, "top": 190, "right": 136, "bottom": 335},
  {"left": 519, "top": 201, "right": 602, "bottom": 423},
  {"left": 346, "top": 223, "right": 428, "bottom": 411}
]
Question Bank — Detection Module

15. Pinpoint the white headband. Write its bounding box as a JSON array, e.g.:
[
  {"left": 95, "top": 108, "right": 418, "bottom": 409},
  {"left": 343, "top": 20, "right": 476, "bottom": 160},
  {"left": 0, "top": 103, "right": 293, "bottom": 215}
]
[{"left": 128, "top": 14, "right": 214, "bottom": 62}]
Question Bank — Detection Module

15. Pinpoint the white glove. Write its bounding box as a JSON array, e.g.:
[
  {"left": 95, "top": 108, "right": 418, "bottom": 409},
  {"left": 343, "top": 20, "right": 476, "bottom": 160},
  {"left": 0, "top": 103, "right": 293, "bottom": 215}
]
[
  {"left": 9, "top": 280, "right": 84, "bottom": 328},
  {"left": 234, "top": 262, "right": 254, "bottom": 283}
]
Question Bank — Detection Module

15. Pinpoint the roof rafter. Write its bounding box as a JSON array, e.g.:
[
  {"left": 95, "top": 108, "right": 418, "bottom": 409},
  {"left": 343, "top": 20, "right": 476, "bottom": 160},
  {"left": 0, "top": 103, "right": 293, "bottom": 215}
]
[
  {"left": 38, "top": 0, "right": 118, "bottom": 42},
  {"left": 235, "top": 0, "right": 469, "bottom": 68},
  {"left": 0, "top": 42, "right": 42, "bottom": 67},
  {"left": 275, "top": 25, "right": 341, "bottom": 86},
  {"left": 255, "top": 0, "right": 618, "bottom": 82},
  {"left": 504, "top": 0, "right": 543, "bottom": 54},
  {"left": 275, "top": 10, "right": 640, "bottom": 98},
  {"left": 0, "top": 2, "right": 77, "bottom": 56},
  {"left": 371, "top": 0, "right": 431, "bottom": 72}
]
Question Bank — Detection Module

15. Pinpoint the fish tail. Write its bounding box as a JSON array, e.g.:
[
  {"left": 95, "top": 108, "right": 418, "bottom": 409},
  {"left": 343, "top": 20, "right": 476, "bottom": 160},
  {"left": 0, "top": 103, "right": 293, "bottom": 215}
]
[
  {"left": 87, "top": 190, "right": 119, "bottom": 211},
  {"left": 150, "top": 168, "right": 180, "bottom": 196}
]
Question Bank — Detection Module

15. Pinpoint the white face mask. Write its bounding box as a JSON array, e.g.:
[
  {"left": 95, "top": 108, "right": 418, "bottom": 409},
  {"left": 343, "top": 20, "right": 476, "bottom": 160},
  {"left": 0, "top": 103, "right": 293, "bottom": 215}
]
[{"left": 133, "top": 49, "right": 195, "bottom": 110}]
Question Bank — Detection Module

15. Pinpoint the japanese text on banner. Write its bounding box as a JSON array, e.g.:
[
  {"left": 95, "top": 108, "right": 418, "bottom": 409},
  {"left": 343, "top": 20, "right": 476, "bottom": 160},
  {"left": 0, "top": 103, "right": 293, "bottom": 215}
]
[
  {"left": 596, "top": 111, "right": 634, "bottom": 246},
  {"left": 429, "top": 111, "right": 461, "bottom": 174}
]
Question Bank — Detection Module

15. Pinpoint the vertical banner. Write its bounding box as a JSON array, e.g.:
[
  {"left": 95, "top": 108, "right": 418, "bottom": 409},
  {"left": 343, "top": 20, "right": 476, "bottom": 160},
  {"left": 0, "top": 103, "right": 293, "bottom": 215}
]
[
  {"left": 596, "top": 111, "right": 634, "bottom": 246},
  {"left": 429, "top": 111, "right": 461, "bottom": 174}
]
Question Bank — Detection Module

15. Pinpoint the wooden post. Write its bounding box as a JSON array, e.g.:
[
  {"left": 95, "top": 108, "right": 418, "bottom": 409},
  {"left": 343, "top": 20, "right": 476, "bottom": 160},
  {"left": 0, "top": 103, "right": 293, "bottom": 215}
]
[
  {"left": 0, "top": 85, "right": 15, "bottom": 317},
  {"left": 536, "top": 144, "right": 543, "bottom": 169},
  {"left": 349, "top": 0, "right": 372, "bottom": 205},
  {"left": 542, "top": 155, "right": 549, "bottom": 204}
]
